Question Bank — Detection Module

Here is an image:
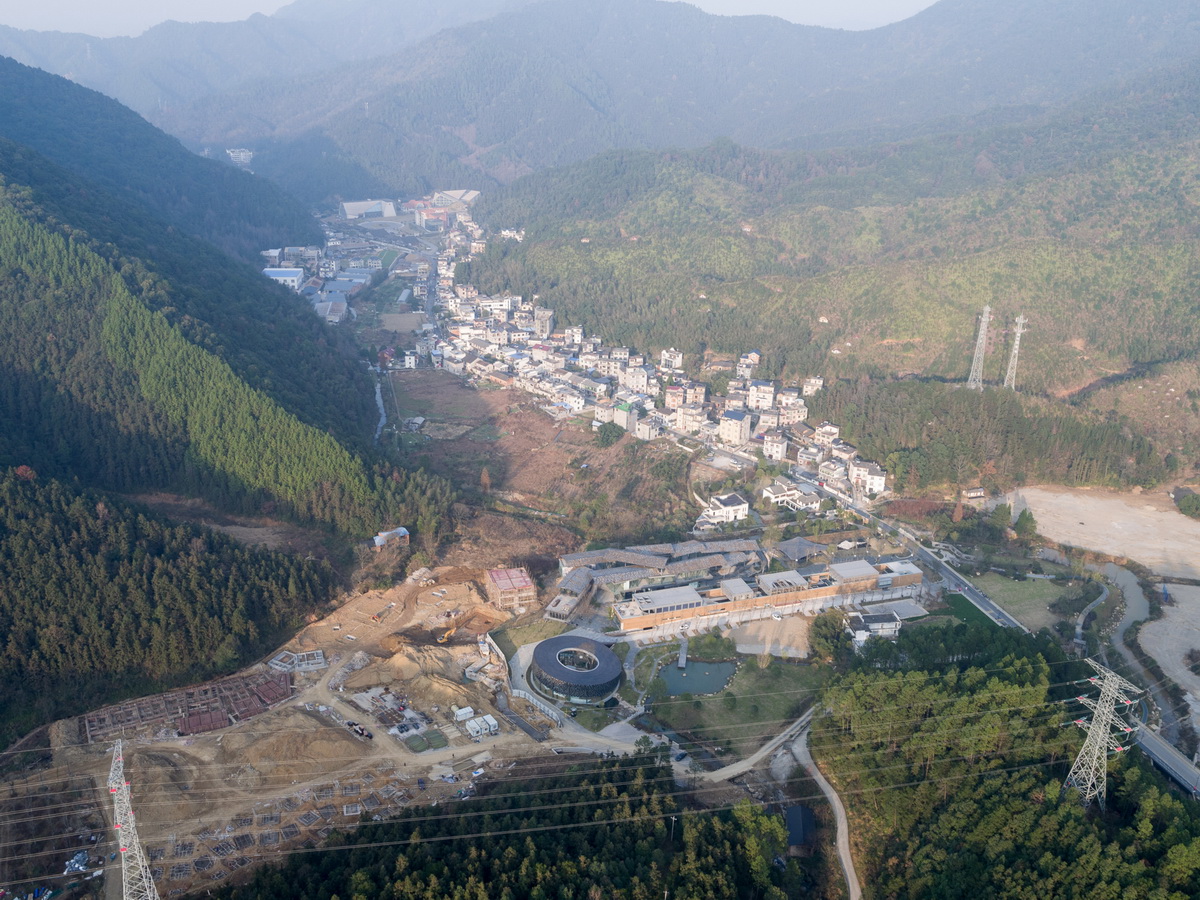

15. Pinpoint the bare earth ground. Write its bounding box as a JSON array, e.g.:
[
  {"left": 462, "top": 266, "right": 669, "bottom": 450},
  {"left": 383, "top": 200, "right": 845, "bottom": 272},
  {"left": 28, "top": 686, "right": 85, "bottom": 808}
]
[
  {"left": 126, "top": 492, "right": 339, "bottom": 560},
  {"left": 32, "top": 567, "right": 551, "bottom": 895},
  {"left": 390, "top": 370, "right": 694, "bottom": 543},
  {"left": 1008, "top": 486, "right": 1200, "bottom": 579},
  {"left": 1139, "top": 585, "right": 1200, "bottom": 720},
  {"left": 729, "top": 617, "right": 811, "bottom": 658}
]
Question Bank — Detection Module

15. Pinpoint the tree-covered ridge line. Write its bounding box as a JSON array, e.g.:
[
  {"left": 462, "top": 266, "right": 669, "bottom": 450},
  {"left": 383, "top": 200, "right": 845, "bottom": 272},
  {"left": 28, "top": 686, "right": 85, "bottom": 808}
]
[
  {"left": 0, "top": 55, "right": 320, "bottom": 261},
  {"left": 0, "top": 469, "right": 337, "bottom": 746},
  {"left": 220, "top": 753, "right": 802, "bottom": 900},
  {"left": 0, "top": 171, "right": 455, "bottom": 538},
  {"left": 811, "top": 624, "right": 1200, "bottom": 898},
  {"left": 0, "top": 137, "right": 377, "bottom": 449}
]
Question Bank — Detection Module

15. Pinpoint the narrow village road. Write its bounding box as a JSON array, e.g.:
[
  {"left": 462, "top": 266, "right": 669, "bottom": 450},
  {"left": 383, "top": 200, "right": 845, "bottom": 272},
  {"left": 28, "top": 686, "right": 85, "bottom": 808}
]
[
  {"left": 792, "top": 725, "right": 862, "bottom": 900},
  {"left": 701, "top": 709, "right": 813, "bottom": 783}
]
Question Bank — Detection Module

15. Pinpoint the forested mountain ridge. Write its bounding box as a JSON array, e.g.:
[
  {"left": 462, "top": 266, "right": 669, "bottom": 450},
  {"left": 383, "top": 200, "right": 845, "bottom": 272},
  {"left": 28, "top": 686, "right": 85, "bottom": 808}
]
[
  {"left": 157, "top": 0, "right": 1200, "bottom": 202},
  {"left": 0, "top": 141, "right": 454, "bottom": 537},
  {"left": 0, "top": 55, "right": 319, "bottom": 260},
  {"left": 0, "top": 136, "right": 375, "bottom": 456},
  {"left": 220, "top": 751, "right": 802, "bottom": 899},
  {"left": 0, "top": 0, "right": 529, "bottom": 121}
]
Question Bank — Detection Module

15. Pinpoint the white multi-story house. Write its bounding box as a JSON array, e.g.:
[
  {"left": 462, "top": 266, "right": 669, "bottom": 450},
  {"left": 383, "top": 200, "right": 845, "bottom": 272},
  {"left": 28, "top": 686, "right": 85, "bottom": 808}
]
[
  {"left": 747, "top": 380, "right": 776, "bottom": 411},
  {"left": 762, "top": 429, "right": 790, "bottom": 462},
  {"left": 848, "top": 459, "right": 888, "bottom": 495},
  {"left": 718, "top": 410, "right": 752, "bottom": 445},
  {"left": 813, "top": 422, "right": 841, "bottom": 448},
  {"left": 701, "top": 492, "right": 750, "bottom": 524},
  {"left": 660, "top": 347, "right": 684, "bottom": 369},
  {"left": 830, "top": 439, "right": 858, "bottom": 462},
  {"left": 675, "top": 404, "right": 708, "bottom": 434},
  {"left": 802, "top": 376, "right": 825, "bottom": 397}
]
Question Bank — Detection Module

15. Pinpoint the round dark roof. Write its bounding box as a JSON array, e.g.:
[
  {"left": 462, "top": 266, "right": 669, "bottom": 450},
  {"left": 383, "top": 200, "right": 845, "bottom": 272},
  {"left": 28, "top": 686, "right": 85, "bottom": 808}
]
[{"left": 530, "top": 635, "right": 622, "bottom": 691}]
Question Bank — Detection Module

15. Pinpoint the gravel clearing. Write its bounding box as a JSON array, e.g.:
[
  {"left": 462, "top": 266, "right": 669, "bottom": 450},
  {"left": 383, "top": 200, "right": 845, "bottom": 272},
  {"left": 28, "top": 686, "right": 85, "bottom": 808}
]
[{"left": 1008, "top": 486, "right": 1200, "bottom": 579}]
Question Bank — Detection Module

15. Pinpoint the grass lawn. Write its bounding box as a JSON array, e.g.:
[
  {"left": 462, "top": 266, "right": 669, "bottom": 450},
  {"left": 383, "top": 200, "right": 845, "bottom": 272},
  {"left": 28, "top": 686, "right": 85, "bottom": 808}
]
[
  {"left": 379, "top": 250, "right": 399, "bottom": 269},
  {"left": 944, "top": 593, "right": 998, "bottom": 629},
  {"left": 972, "top": 574, "right": 1065, "bottom": 632},
  {"left": 490, "top": 618, "right": 569, "bottom": 660},
  {"left": 654, "top": 660, "right": 827, "bottom": 759},
  {"left": 572, "top": 706, "right": 622, "bottom": 732}
]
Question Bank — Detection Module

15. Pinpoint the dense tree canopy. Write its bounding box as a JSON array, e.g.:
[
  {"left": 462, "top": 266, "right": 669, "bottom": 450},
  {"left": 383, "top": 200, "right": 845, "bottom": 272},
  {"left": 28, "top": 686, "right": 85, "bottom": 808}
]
[
  {"left": 0, "top": 151, "right": 455, "bottom": 538},
  {"left": 0, "top": 469, "right": 337, "bottom": 744},
  {"left": 221, "top": 753, "right": 800, "bottom": 900},
  {"left": 814, "top": 624, "right": 1200, "bottom": 898}
]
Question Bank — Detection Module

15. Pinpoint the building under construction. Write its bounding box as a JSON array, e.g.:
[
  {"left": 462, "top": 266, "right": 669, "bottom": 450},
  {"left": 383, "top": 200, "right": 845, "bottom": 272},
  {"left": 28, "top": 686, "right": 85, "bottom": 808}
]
[{"left": 486, "top": 567, "right": 538, "bottom": 609}]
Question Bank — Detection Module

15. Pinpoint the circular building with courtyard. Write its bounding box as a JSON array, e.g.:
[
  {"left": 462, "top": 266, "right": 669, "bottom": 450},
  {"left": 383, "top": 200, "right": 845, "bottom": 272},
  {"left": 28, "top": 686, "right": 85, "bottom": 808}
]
[{"left": 529, "top": 635, "right": 623, "bottom": 703}]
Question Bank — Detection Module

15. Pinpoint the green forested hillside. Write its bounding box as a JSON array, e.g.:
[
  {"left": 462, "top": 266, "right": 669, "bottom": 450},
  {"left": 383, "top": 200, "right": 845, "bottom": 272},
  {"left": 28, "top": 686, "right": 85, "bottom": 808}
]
[
  {"left": 464, "top": 68, "right": 1200, "bottom": 398},
  {"left": 812, "top": 625, "right": 1200, "bottom": 898},
  {"left": 0, "top": 469, "right": 336, "bottom": 745},
  {"left": 220, "top": 752, "right": 802, "bottom": 900},
  {"left": 807, "top": 379, "right": 1168, "bottom": 491},
  {"left": 161, "top": 0, "right": 1200, "bottom": 202},
  {"left": 0, "top": 55, "right": 319, "bottom": 260},
  {"left": 0, "top": 144, "right": 454, "bottom": 537}
]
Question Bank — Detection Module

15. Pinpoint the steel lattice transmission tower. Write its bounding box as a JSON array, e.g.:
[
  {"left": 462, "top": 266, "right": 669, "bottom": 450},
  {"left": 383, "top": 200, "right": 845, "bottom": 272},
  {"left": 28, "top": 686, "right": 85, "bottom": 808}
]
[
  {"left": 108, "top": 741, "right": 161, "bottom": 900},
  {"left": 1063, "top": 660, "right": 1142, "bottom": 810},
  {"left": 1004, "top": 315, "right": 1028, "bottom": 390},
  {"left": 967, "top": 305, "right": 992, "bottom": 390}
]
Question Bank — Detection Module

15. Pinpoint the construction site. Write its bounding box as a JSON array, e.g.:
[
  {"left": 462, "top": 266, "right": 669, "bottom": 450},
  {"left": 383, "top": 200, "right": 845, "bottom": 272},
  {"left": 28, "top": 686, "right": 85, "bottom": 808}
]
[{"left": 0, "top": 565, "right": 572, "bottom": 899}]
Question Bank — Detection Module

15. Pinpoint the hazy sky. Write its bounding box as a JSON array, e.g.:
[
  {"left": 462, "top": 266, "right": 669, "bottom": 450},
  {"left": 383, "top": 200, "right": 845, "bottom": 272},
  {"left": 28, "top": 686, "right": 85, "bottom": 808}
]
[{"left": 0, "top": 0, "right": 938, "bottom": 38}]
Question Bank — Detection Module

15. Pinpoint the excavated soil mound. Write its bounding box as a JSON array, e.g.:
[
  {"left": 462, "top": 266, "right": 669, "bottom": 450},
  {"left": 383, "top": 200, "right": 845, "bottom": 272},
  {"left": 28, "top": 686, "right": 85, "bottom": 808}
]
[{"left": 215, "top": 709, "right": 368, "bottom": 783}]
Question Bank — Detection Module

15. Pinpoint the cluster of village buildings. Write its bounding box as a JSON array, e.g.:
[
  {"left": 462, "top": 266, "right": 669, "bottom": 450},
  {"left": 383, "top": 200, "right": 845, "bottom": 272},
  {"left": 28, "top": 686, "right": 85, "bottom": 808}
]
[
  {"left": 261, "top": 190, "right": 888, "bottom": 518},
  {"left": 429, "top": 306, "right": 888, "bottom": 506},
  {"left": 261, "top": 190, "right": 482, "bottom": 324}
]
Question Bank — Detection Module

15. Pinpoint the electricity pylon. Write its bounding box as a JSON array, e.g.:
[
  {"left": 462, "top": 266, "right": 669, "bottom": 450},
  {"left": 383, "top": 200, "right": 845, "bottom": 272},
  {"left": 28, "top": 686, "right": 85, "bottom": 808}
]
[
  {"left": 108, "top": 740, "right": 161, "bottom": 900},
  {"left": 1004, "top": 314, "right": 1028, "bottom": 390},
  {"left": 967, "top": 305, "right": 992, "bottom": 390},
  {"left": 1063, "top": 660, "right": 1142, "bottom": 810}
]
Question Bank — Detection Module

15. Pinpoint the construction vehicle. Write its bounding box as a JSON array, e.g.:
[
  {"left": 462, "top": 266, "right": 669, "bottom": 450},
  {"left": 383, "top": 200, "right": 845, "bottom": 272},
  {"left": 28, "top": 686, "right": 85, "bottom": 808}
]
[
  {"left": 370, "top": 601, "right": 397, "bottom": 623},
  {"left": 437, "top": 626, "right": 457, "bottom": 643}
]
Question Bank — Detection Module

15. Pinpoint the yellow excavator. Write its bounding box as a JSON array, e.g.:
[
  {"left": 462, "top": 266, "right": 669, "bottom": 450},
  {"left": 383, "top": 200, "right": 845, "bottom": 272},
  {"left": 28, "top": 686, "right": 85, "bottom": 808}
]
[{"left": 437, "top": 626, "right": 457, "bottom": 644}]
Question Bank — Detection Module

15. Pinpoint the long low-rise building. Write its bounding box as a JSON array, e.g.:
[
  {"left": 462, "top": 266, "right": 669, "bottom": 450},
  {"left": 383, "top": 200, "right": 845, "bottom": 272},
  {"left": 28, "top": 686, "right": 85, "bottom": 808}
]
[
  {"left": 615, "top": 559, "right": 923, "bottom": 631},
  {"left": 549, "top": 539, "right": 766, "bottom": 615}
]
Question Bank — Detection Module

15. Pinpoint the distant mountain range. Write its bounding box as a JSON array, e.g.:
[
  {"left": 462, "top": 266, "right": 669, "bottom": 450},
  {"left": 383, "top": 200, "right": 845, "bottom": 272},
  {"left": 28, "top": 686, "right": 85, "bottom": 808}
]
[
  {"left": 0, "top": 0, "right": 529, "bottom": 121},
  {"left": 154, "top": 0, "right": 1200, "bottom": 201},
  {"left": 5, "top": 0, "right": 1200, "bottom": 204}
]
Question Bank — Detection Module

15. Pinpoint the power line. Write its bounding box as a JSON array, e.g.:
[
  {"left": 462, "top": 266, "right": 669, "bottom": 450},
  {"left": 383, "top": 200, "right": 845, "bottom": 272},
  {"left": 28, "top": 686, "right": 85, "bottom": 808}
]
[{"left": 0, "top": 754, "right": 1078, "bottom": 895}]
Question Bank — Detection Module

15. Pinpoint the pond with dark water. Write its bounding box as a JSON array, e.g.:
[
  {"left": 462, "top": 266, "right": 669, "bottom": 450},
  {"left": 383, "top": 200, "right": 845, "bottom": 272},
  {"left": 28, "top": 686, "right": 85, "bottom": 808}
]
[{"left": 658, "top": 660, "right": 737, "bottom": 696}]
